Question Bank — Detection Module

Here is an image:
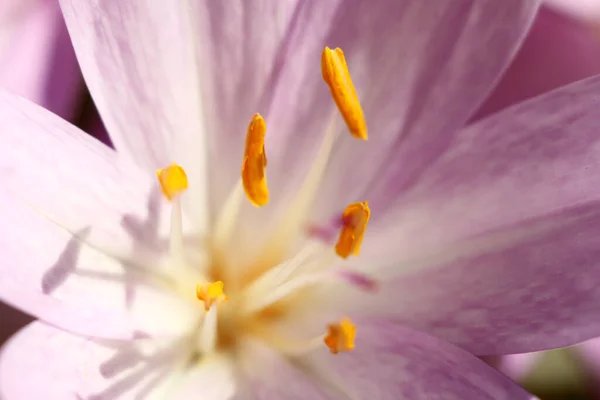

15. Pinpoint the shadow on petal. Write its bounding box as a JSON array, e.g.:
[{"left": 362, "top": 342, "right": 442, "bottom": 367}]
[
  {"left": 41, "top": 226, "right": 91, "bottom": 295},
  {"left": 82, "top": 337, "right": 184, "bottom": 400},
  {"left": 121, "top": 186, "right": 162, "bottom": 251}
]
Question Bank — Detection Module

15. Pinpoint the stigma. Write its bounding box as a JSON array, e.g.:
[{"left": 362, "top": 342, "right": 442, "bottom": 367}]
[
  {"left": 242, "top": 113, "right": 269, "bottom": 207},
  {"left": 321, "top": 47, "right": 367, "bottom": 141},
  {"left": 324, "top": 317, "right": 356, "bottom": 354},
  {"left": 335, "top": 202, "right": 370, "bottom": 259},
  {"left": 196, "top": 281, "right": 229, "bottom": 311}
]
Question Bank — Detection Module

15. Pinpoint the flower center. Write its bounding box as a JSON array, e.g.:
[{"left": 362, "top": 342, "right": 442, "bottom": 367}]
[{"left": 155, "top": 46, "right": 370, "bottom": 360}]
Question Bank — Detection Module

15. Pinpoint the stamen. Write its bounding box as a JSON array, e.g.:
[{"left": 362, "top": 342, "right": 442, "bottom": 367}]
[
  {"left": 198, "top": 306, "right": 218, "bottom": 353},
  {"left": 196, "top": 281, "right": 228, "bottom": 311},
  {"left": 242, "top": 113, "right": 269, "bottom": 207},
  {"left": 244, "top": 242, "right": 324, "bottom": 299},
  {"left": 321, "top": 47, "right": 367, "bottom": 140},
  {"left": 169, "top": 195, "right": 185, "bottom": 263},
  {"left": 323, "top": 317, "right": 356, "bottom": 354},
  {"left": 249, "top": 327, "right": 324, "bottom": 357},
  {"left": 157, "top": 164, "right": 188, "bottom": 264},
  {"left": 335, "top": 202, "right": 370, "bottom": 259},
  {"left": 156, "top": 164, "right": 188, "bottom": 201},
  {"left": 242, "top": 271, "right": 331, "bottom": 314}
]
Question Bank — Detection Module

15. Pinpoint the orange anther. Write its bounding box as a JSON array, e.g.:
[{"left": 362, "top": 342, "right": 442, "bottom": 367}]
[
  {"left": 321, "top": 47, "right": 367, "bottom": 140},
  {"left": 324, "top": 317, "right": 356, "bottom": 354},
  {"left": 156, "top": 164, "right": 188, "bottom": 201},
  {"left": 335, "top": 201, "right": 370, "bottom": 259},
  {"left": 196, "top": 281, "right": 229, "bottom": 311},
  {"left": 242, "top": 113, "right": 269, "bottom": 207}
]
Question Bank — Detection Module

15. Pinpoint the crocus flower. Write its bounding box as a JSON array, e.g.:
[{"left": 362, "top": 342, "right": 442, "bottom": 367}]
[
  {"left": 0, "top": 0, "right": 81, "bottom": 120},
  {"left": 2, "top": 1, "right": 600, "bottom": 398}
]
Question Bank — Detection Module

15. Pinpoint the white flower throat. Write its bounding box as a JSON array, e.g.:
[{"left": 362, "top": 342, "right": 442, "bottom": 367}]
[{"left": 154, "top": 46, "right": 371, "bottom": 363}]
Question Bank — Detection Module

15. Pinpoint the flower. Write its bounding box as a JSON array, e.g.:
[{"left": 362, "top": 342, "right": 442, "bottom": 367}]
[{"left": 1, "top": 0, "right": 600, "bottom": 398}]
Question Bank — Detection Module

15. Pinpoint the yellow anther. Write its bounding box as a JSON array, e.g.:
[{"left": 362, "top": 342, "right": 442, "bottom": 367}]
[
  {"left": 156, "top": 164, "right": 188, "bottom": 201},
  {"left": 335, "top": 201, "right": 370, "bottom": 259},
  {"left": 324, "top": 317, "right": 356, "bottom": 354},
  {"left": 242, "top": 113, "right": 269, "bottom": 207},
  {"left": 196, "top": 281, "right": 229, "bottom": 312},
  {"left": 321, "top": 47, "right": 367, "bottom": 140}
]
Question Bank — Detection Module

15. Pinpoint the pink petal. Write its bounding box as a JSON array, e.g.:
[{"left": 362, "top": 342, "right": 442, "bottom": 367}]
[
  {"left": 0, "top": 89, "right": 198, "bottom": 338},
  {"left": 333, "top": 320, "right": 535, "bottom": 399},
  {"left": 0, "top": 322, "right": 167, "bottom": 399},
  {"left": 0, "top": 87, "right": 157, "bottom": 259},
  {"left": 171, "top": 357, "right": 242, "bottom": 400},
  {"left": 59, "top": 0, "right": 209, "bottom": 227},
  {"left": 197, "top": 1, "right": 540, "bottom": 247},
  {"left": 243, "top": 322, "right": 533, "bottom": 399},
  {"left": 312, "top": 1, "right": 540, "bottom": 218},
  {"left": 59, "top": 1, "right": 539, "bottom": 228},
  {"left": 1, "top": 0, "right": 81, "bottom": 121},
  {"left": 495, "top": 353, "right": 544, "bottom": 382},
  {"left": 0, "top": 322, "right": 249, "bottom": 399},
  {"left": 0, "top": 322, "right": 124, "bottom": 398},
  {"left": 58, "top": 0, "right": 202, "bottom": 170},
  {"left": 93, "top": 1, "right": 539, "bottom": 220},
  {"left": 238, "top": 340, "right": 338, "bottom": 399},
  {"left": 474, "top": 6, "right": 600, "bottom": 120},
  {"left": 1, "top": 323, "right": 532, "bottom": 399},
  {"left": 545, "top": 0, "right": 600, "bottom": 22},
  {"left": 358, "top": 75, "right": 600, "bottom": 355}
]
